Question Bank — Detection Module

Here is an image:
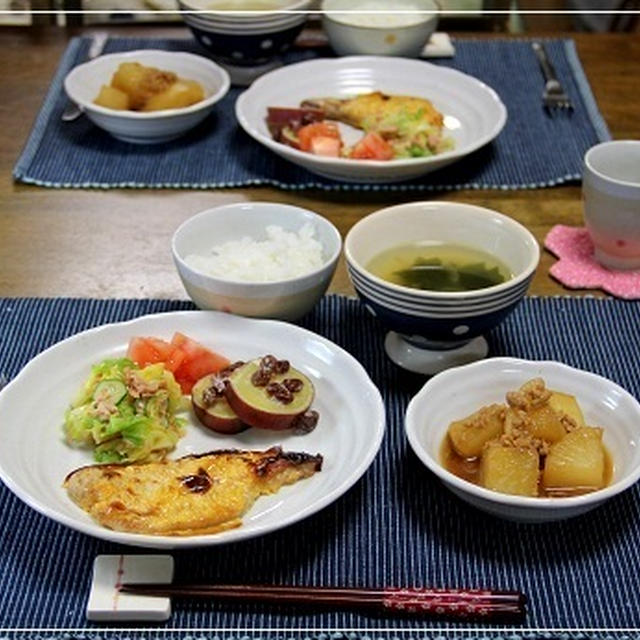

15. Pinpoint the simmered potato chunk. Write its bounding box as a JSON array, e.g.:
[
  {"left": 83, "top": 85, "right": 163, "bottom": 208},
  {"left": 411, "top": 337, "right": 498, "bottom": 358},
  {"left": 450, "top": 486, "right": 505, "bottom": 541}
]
[
  {"left": 527, "top": 404, "right": 566, "bottom": 444},
  {"left": 93, "top": 85, "right": 130, "bottom": 110},
  {"left": 142, "top": 79, "right": 205, "bottom": 112},
  {"left": 480, "top": 442, "right": 539, "bottom": 497},
  {"left": 548, "top": 391, "right": 586, "bottom": 427},
  {"left": 110, "top": 62, "right": 177, "bottom": 110},
  {"left": 448, "top": 404, "right": 505, "bottom": 458},
  {"left": 543, "top": 427, "right": 605, "bottom": 492}
]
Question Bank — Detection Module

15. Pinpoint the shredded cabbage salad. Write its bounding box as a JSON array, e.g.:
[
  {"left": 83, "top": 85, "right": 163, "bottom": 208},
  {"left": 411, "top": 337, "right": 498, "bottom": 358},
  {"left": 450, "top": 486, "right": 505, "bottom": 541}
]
[{"left": 64, "top": 358, "right": 187, "bottom": 463}]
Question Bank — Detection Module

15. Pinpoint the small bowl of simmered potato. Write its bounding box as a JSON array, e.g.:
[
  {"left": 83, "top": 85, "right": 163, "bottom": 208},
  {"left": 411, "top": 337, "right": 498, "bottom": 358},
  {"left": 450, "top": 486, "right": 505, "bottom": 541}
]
[
  {"left": 405, "top": 358, "right": 640, "bottom": 523},
  {"left": 64, "top": 50, "right": 230, "bottom": 144}
]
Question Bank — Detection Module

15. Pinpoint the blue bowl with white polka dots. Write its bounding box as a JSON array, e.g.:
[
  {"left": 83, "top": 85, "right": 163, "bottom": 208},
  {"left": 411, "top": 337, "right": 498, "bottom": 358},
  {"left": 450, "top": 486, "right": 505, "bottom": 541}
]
[
  {"left": 184, "top": 21, "right": 306, "bottom": 66},
  {"left": 344, "top": 201, "right": 540, "bottom": 348},
  {"left": 179, "top": 0, "right": 310, "bottom": 67}
]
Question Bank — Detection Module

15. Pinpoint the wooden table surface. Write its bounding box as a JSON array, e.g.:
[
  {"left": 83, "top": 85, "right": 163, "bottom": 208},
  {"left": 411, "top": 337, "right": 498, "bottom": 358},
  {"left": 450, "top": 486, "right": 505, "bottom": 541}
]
[{"left": 1, "top": 26, "right": 638, "bottom": 300}]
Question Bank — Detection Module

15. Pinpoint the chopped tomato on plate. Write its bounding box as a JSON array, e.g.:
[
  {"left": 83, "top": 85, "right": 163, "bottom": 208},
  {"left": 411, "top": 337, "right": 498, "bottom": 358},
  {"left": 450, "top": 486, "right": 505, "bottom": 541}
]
[
  {"left": 349, "top": 132, "right": 395, "bottom": 161},
  {"left": 127, "top": 333, "right": 230, "bottom": 395},
  {"left": 127, "top": 337, "right": 170, "bottom": 366},
  {"left": 297, "top": 122, "right": 342, "bottom": 154},
  {"left": 310, "top": 136, "right": 342, "bottom": 157}
]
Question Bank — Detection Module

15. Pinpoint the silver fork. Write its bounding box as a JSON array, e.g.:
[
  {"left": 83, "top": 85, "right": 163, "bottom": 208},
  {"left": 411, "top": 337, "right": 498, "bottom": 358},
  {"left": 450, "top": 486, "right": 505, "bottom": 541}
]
[{"left": 532, "top": 42, "right": 573, "bottom": 113}]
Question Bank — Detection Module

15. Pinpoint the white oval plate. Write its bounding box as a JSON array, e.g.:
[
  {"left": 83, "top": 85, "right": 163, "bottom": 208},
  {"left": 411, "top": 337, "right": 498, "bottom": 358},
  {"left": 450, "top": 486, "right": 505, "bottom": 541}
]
[
  {"left": 0, "top": 311, "right": 385, "bottom": 548},
  {"left": 235, "top": 56, "right": 507, "bottom": 183}
]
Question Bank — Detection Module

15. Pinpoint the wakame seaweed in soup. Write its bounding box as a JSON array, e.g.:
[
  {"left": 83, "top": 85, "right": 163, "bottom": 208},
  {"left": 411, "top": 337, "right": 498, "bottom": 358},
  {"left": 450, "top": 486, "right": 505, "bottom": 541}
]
[{"left": 367, "top": 243, "right": 513, "bottom": 292}]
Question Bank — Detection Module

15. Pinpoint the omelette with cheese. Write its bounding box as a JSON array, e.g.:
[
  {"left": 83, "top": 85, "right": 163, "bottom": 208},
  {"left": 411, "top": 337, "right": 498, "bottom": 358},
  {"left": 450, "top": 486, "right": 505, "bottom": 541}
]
[{"left": 64, "top": 447, "right": 322, "bottom": 536}]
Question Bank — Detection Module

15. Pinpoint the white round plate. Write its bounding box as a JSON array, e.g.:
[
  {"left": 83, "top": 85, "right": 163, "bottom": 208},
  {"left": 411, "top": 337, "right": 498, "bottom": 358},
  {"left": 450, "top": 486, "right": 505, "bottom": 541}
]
[
  {"left": 235, "top": 56, "right": 507, "bottom": 183},
  {"left": 0, "top": 311, "right": 385, "bottom": 548}
]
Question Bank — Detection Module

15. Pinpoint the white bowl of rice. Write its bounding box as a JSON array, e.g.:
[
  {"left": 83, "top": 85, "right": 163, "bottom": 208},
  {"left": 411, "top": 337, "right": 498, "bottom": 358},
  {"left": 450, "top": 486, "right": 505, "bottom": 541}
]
[
  {"left": 322, "top": 0, "right": 439, "bottom": 58},
  {"left": 172, "top": 202, "right": 342, "bottom": 321}
]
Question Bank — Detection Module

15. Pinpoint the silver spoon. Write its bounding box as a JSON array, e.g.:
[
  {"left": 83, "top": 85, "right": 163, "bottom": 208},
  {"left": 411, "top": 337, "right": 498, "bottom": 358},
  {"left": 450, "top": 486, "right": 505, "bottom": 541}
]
[{"left": 62, "top": 32, "right": 109, "bottom": 122}]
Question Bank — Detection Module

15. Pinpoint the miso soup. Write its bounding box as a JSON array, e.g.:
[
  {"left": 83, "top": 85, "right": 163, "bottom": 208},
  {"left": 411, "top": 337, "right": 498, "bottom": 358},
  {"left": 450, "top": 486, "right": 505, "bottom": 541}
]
[{"left": 366, "top": 243, "right": 512, "bottom": 292}]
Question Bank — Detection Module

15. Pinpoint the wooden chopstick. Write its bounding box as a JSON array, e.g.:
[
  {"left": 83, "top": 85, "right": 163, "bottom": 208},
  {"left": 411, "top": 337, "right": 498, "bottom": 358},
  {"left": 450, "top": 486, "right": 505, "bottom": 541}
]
[{"left": 120, "top": 583, "right": 526, "bottom": 622}]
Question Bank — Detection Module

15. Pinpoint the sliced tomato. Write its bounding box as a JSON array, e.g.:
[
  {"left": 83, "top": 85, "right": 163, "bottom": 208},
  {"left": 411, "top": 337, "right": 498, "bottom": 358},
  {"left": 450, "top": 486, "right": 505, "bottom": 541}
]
[
  {"left": 310, "top": 135, "right": 341, "bottom": 157},
  {"left": 297, "top": 122, "right": 341, "bottom": 152},
  {"left": 349, "top": 132, "right": 395, "bottom": 161},
  {"left": 127, "top": 337, "right": 171, "bottom": 366},
  {"left": 128, "top": 333, "right": 230, "bottom": 394},
  {"left": 164, "top": 346, "right": 186, "bottom": 373},
  {"left": 170, "top": 331, "right": 199, "bottom": 355},
  {"left": 170, "top": 332, "right": 230, "bottom": 394},
  {"left": 178, "top": 353, "right": 229, "bottom": 391}
]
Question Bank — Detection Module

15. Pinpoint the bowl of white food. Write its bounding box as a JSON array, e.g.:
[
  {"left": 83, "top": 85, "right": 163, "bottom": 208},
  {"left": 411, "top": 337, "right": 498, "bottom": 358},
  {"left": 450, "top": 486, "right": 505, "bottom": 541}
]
[
  {"left": 172, "top": 202, "right": 342, "bottom": 321},
  {"left": 322, "top": 0, "right": 439, "bottom": 58}
]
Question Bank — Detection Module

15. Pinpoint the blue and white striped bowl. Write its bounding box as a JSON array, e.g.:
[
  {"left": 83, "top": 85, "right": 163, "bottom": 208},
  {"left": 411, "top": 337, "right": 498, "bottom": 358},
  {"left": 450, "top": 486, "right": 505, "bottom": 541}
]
[{"left": 344, "top": 201, "right": 539, "bottom": 347}]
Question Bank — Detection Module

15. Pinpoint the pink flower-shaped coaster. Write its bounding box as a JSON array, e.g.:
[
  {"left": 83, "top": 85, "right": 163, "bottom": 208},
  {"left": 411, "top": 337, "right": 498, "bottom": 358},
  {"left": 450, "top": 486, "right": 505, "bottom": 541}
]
[{"left": 544, "top": 225, "right": 640, "bottom": 299}]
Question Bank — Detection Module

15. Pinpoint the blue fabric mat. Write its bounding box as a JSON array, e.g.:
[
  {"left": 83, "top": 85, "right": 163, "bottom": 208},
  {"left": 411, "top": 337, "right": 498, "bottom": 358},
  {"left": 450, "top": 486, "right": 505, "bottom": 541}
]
[
  {"left": 13, "top": 37, "right": 610, "bottom": 192},
  {"left": 0, "top": 295, "right": 639, "bottom": 636}
]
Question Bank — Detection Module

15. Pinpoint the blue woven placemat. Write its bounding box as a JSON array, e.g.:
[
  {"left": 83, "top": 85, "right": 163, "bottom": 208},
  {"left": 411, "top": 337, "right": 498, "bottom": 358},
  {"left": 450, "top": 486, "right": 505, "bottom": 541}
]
[
  {"left": 13, "top": 37, "right": 610, "bottom": 192},
  {"left": 1, "top": 295, "right": 639, "bottom": 636}
]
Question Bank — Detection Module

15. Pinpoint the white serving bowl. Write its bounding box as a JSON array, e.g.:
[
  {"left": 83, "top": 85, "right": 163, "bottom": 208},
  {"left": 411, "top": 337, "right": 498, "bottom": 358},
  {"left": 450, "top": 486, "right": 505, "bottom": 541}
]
[
  {"left": 405, "top": 358, "right": 640, "bottom": 523},
  {"left": 64, "top": 50, "right": 230, "bottom": 144},
  {"left": 344, "top": 201, "right": 539, "bottom": 374},
  {"left": 235, "top": 56, "right": 506, "bottom": 183},
  {"left": 172, "top": 202, "right": 342, "bottom": 321},
  {"left": 322, "top": 0, "right": 439, "bottom": 57}
]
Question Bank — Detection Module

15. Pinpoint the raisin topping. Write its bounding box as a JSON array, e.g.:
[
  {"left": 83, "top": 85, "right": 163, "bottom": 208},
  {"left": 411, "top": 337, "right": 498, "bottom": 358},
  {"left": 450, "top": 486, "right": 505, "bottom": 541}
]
[
  {"left": 265, "top": 382, "right": 281, "bottom": 395},
  {"left": 261, "top": 355, "right": 277, "bottom": 372},
  {"left": 250, "top": 355, "right": 291, "bottom": 388},
  {"left": 251, "top": 369, "right": 271, "bottom": 387},
  {"left": 202, "top": 385, "right": 221, "bottom": 407},
  {"left": 293, "top": 410, "right": 319, "bottom": 434},
  {"left": 219, "top": 361, "right": 244, "bottom": 378},
  {"left": 283, "top": 378, "right": 303, "bottom": 393},
  {"left": 265, "top": 382, "right": 294, "bottom": 404},
  {"left": 274, "top": 359, "right": 290, "bottom": 374}
]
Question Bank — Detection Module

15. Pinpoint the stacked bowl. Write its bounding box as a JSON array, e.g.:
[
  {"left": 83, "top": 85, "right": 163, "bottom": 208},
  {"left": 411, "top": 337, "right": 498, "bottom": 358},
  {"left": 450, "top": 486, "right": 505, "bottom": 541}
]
[{"left": 179, "top": 0, "right": 312, "bottom": 68}]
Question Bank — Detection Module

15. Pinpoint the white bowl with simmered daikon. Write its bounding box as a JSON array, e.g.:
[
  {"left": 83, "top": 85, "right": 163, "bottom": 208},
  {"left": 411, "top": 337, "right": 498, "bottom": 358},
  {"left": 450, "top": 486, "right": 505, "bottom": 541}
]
[
  {"left": 64, "top": 50, "right": 230, "bottom": 144},
  {"left": 405, "top": 358, "right": 640, "bottom": 523}
]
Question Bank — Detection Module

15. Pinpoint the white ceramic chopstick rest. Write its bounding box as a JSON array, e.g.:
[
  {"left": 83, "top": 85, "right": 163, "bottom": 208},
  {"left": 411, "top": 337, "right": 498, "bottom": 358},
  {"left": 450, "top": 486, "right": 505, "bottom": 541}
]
[
  {"left": 87, "top": 554, "right": 174, "bottom": 622},
  {"left": 422, "top": 33, "right": 456, "bottom": 58}
]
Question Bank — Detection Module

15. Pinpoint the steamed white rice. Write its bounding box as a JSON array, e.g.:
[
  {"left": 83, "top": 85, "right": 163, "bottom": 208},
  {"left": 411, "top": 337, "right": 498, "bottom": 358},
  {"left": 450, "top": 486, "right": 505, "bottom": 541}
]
[{"left": 185, "top": 224, "right": 324, "bottom": 282}]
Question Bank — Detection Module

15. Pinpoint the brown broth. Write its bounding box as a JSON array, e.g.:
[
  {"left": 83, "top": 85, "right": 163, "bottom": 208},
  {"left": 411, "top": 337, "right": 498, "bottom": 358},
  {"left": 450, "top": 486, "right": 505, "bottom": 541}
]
[{"left": 440, "top": 435, "right": 613, "bottom": 498}]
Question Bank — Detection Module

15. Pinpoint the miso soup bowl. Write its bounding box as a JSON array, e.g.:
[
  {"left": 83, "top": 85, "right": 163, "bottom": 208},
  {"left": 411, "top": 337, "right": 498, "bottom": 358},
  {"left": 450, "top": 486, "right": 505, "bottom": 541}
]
[
  {"left": 344, "top": 202, "right": 539, "bottom": 373},
  {"left": 405, "top": 358, "right": 640, "bottom": 523}
]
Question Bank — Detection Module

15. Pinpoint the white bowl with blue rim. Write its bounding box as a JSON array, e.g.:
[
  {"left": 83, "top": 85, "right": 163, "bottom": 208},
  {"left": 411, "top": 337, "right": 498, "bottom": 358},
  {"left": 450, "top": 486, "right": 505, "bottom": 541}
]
[
  {"left": 172, "top": 202, "right": 342, "bottom": 321},
  {"left": 405, "top": 358, "right": 640, "bottom": 522},
  {"left": 64, "top": 49, "right": 230, "bottom": 144},
  {"left": 344, "top": 201, "right": 540, "bottom": 374}
]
